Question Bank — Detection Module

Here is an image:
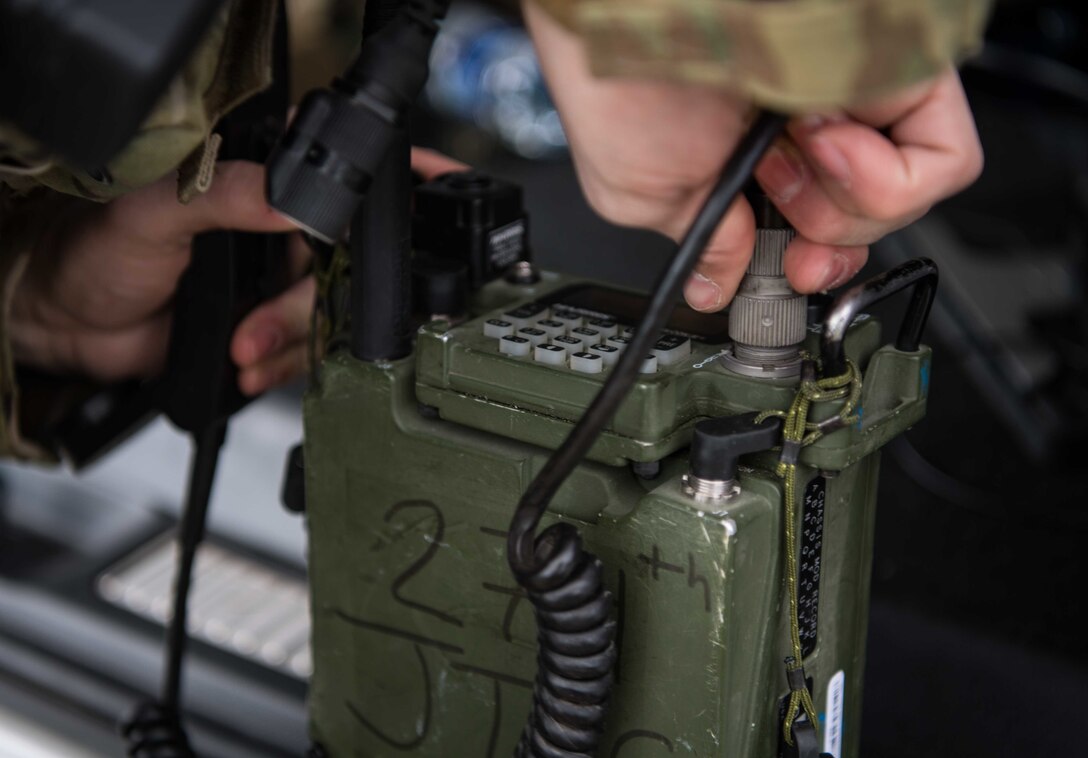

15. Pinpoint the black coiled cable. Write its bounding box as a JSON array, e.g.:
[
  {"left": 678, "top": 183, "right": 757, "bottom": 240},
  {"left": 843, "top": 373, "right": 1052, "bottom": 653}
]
[
  {"left": 514, "top": 525, "right": 616, "bottom": 758},
  {"left": 121, "top": 701, "right": 194, "bottom": 758},
  {"left": 507, "top": 110, "right": 787, "bottom": 757}
]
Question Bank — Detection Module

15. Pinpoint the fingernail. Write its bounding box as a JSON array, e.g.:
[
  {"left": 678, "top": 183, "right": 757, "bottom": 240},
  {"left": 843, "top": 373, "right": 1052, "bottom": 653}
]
[
  {"left": 816, "top": 253, "right": 851, "bottom": 292},
  {"left": 799, "top": 114, "right": 827, "bottom": 133},
  {"left": 245, "top": 327, "right": 281, "bottom": 363},
  {"left": 797, "top": 112, "right": 846, "bottom": 134},
  {"left": 807, "top": 135, "right": 852, "bottom": 189},
  {"left": 759, "top": 146, "right": 806, "bottom": 204},
  {"left": 684, "top": 272, "right": 722, "bottom": 312}
]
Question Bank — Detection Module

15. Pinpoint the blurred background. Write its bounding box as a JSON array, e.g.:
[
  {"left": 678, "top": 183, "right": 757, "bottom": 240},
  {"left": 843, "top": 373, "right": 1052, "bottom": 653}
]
[{"left": 0, "top": 0, "right": 1084, "bottom": 755}]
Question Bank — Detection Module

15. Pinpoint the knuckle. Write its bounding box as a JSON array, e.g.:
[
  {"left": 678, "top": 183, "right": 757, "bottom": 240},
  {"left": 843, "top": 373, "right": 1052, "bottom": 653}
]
[
  {"left": 794, "top": 213, "right": 853, "bottom": 247},
  {"left": 860, "top": 193, "right": 910, "bottom": 225},
  {"left": 581, "top": 179, "right": 629, "bottom": 225},
  {"left": 580, "top": 167, "right": 691, "bottom": 233},
  {"left": 958, "top": 141, "right": 985, "bottom": 188},
  {"left": 210, "top": 161, "right": 262, "bottom": 217}
]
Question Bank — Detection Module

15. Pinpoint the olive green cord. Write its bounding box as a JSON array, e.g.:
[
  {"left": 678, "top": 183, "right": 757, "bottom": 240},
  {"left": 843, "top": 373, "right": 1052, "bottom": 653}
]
[{"left": 756, "top": 354, "right": 862, "bottom": 748}]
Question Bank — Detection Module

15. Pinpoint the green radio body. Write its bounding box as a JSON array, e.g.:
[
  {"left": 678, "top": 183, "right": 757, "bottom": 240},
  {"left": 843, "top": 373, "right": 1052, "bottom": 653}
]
[{"left": 302, "top": 271, "right": 930, "bottom": 757}]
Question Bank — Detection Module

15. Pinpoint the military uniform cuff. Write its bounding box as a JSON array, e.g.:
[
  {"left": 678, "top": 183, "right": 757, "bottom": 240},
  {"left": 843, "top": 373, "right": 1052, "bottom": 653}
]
[
  {"left": 571, "top": 0, "right": 992, "bottom": 110},
  {"left": 0, "top": 189, "right": 81, "bottom": 463},
  {"left": 0, "top": 250, "right": 55, "bottom": 462}
]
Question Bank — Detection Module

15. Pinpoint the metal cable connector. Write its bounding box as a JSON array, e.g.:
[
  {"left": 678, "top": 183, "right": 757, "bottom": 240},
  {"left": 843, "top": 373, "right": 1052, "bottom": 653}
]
[{"left": 721, "top": 191, "right": 806, "bottom": 378}]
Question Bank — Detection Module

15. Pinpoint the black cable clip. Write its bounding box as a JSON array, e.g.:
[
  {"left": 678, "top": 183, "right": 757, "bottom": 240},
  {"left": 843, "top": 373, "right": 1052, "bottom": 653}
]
[
  {"left": 780, "top": 658, "right": 834, "bottom": 758},
  {"left": 785, "top": 658, "right": 808, "bottom": 694}
]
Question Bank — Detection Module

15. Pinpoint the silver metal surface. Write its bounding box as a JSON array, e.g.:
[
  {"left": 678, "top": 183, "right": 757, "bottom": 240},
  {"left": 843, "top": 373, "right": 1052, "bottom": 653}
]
[
  {"left": 97, "top": 534, "right": 311, "bottom": 680},
  {"left": 745, "top": 229, "right": 793, "bottom": 275},
  {"left": 505, "top": 260, "right": 540, "bottom": 284},
  {"left": 681, "top": 473, "right": 740, "bottom": 505},
  {"left": 727, "top": 225, "right": 806, "bottom": 374},
  {"left": 728, "top": 293, "right": 807, "bottom": 347},
  {"left": 719, "top": 346, "right": 802, "bottom": 378}
]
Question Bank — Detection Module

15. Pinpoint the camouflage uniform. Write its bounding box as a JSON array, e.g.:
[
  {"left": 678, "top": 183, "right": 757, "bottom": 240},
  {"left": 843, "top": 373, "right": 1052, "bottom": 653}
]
[
  {"left": 538, "top": 0, "right": 992, "bottom": 109},
  {"left": 0, "top": 0, "right": 993, "bottom": 457}
]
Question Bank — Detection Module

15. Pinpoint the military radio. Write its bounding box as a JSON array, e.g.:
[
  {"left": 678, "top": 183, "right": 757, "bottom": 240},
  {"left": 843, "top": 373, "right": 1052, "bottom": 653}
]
[
  {"left": 297, "top": 168, "right": 936, "bottom": 757},
  {"left": 0, "top": 0, "right": 941, "bottom": 755},
  {"left": 258, "top": 2, "right": 937, "bottom": 756}
]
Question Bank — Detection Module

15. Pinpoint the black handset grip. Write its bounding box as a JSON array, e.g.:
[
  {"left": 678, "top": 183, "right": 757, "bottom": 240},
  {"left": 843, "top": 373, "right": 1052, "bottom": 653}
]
[
  {"left": 49, "top": 16, "right": 292, "bottom": 465},
  {"left": 161, "top": 228, "right": 287, "bottom": 433},
  {"left": 163, "top": 13, "right": 291, "bottom": 431}
]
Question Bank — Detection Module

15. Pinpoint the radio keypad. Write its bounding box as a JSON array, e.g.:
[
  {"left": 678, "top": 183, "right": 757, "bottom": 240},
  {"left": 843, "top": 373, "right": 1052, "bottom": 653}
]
[
  {"left": 551, "top": 335, "right": 582, "bottom": 355},
  {"left": 483, "top": 318, "right": 514, "bottom": 338},
  {"left": 504, "top": 303, "right": 550, "bottom": 329},
  {"left": 499, "top": 335, "right": 531, "bottom": 357},
  {"left": 588, "top": 343, "right": 620, "bottom": 366},
  {"left": 535, "top": 319, "right": 566, "bottom": 339},
  {"left": 479, "top": 297, "right": 696, "bottom": 378},
  {"left": 569, "top": 327, "right": 602, "bottom": 346},
  {"left": 534, "top": 344, "right": 567, "bottom": 365},
  {"left": 651, "top": 334, "right": 692, "bottom": 365},
  {"left": 517, "top": 327, "right": 548, "bottom": 347},
  {"left": 570, "top": 352, "right": 604, "bottom": 374},
  {"left": 586, "top": 318, "right": 618, "bottom": 339},
  {"left": 550, "top": 310, "right": 583, "bottom": 330}
]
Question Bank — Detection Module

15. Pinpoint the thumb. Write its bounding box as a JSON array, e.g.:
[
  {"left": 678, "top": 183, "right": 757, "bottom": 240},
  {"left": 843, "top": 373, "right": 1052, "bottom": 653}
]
[
  {"left": 681, "top": 197, "right": 755, "bottom": 312},
  {"left": 174, "top": 160, "right": 299, "bottom": 236},
  {"left": 411, "top": 147, "right": 469, "bottom": 181}
]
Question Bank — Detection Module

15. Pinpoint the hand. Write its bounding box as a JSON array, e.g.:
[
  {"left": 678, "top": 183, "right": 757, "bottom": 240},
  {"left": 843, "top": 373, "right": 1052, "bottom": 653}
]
[
  {"left": 229, "top": 147, "right": 468, "bottom": 393},
  {"left": 11, "top": 161, "right": 309, "bottom": 395},
  {"left": 525, "top": 2, "right": 984, "bottom": 311},
  {"left": 13, "top": 148, "right": 470, "bottom": 398}
]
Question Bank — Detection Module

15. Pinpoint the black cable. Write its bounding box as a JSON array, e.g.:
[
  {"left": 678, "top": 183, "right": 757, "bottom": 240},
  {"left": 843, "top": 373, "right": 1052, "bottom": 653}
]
[
  {"left": 507, "top": 110, "right": 787, "bottom": 572},
  {"left": 121, "top": 424, "right": 226, "bottom": 757},
  {"left": 506, "top": 110, "right": 787, "bottom": 758},
  {"left": 163, "top": 424, "right": 227, "bottom": 710}
]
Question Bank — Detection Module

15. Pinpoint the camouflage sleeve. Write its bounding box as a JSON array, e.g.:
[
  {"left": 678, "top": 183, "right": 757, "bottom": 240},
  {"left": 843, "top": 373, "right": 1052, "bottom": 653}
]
[
  {"left": 0, "top": 0, "right": 277, "bottom": 203},
  {"left": 0, "top": 0, "right": 278, "bottom": 461},
  {"left": 533, "top": 0, "right": 993, "bottom": 110},
  {"left": 0, "top": 188, "right": 60, "bottom": 461}
]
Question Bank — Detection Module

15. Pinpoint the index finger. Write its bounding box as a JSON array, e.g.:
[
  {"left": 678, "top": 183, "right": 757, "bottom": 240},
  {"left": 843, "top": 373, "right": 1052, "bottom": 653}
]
[
  {"left": 411, "top": 147, "right": 469, "bottom": 181},
  {"left": 780, "top": 69, "right": 983, "bottom": 241}
]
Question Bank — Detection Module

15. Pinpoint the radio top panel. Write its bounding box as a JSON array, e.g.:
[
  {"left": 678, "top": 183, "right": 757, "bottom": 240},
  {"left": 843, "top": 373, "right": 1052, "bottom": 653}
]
[{"left": 414, "top": 273, "right": 897, "bottom": 466}]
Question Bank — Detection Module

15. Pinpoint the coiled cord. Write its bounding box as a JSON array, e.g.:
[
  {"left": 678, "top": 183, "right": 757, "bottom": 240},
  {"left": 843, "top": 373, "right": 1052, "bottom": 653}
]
[
  {"left": 120, "top": 702, "right": 195, "bottom": 758},
  {"left": 514, "top": 525, "right": 616, "bottom": 758},
  {"left": 506, "top": 110, "right": 787, "bottom": 756}
]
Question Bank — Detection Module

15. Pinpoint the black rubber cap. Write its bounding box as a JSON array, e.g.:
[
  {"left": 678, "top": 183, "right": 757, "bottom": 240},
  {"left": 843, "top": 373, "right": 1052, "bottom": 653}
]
[
  {"left": 690, "top": 412, "right": 783, "bottom": 481},
  {"left": 266, "top": 89, "right": 398, "bottom": 242}
]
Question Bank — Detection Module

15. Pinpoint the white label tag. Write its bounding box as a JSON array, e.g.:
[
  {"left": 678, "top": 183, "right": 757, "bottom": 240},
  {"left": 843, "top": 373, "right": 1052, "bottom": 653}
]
[
  {"left": 488, "top": 219, "right": 526, "bottom": 269},
  {"left": 824, "top": 669, "right": 846, "bottom": 757}
]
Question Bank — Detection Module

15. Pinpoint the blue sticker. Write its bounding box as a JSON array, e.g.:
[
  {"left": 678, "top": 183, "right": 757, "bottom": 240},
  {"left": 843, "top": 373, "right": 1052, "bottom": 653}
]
[
  {"left": 920, "top": 359, "right": 931, "bottom": 398},
  {"left": 854, "top": 405, "right": 864, "bottom": 430}
]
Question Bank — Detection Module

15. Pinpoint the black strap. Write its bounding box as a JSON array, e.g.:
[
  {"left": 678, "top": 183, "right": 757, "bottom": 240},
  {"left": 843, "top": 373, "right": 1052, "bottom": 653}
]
[{"left": 789, "top": 715, "right": 834, "bottom": 758}]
